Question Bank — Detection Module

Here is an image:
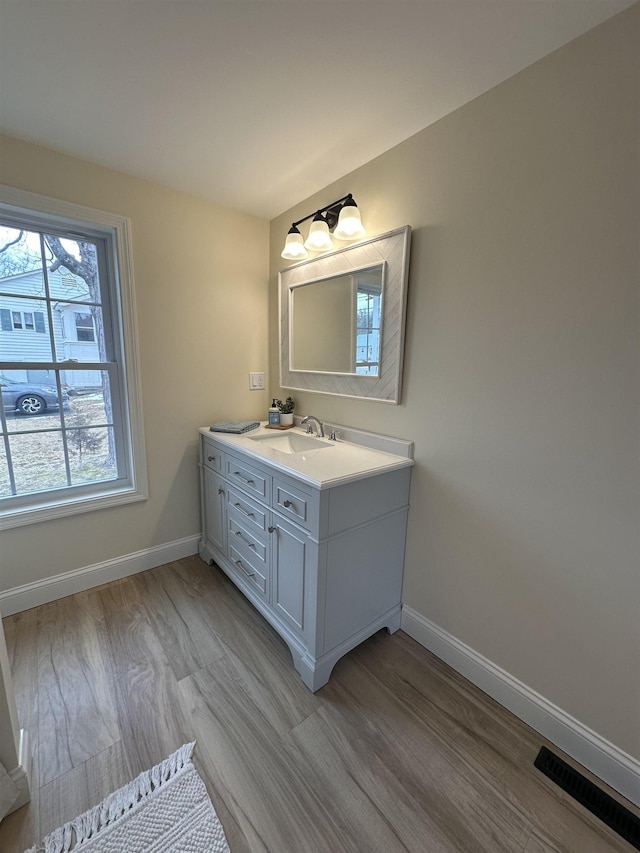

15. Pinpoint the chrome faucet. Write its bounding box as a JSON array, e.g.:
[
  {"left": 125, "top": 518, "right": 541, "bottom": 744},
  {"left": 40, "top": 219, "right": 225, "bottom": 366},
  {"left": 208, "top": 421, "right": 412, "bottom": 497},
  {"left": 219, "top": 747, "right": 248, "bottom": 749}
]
[{"left": 300, "top": 415, "right": 324, "bottom": 437}]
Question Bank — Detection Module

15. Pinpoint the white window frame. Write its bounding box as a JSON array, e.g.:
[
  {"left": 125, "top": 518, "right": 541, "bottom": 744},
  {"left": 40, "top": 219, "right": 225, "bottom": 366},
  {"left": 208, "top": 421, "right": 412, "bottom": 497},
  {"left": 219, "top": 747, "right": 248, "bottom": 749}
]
[{"left": 0, "top": 185, "right": 148, "bottom": 530}]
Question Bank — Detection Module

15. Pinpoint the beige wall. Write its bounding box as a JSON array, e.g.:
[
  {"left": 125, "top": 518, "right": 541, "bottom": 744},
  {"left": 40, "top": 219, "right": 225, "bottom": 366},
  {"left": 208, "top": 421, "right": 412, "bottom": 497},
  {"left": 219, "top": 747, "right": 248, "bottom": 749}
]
[
  {"left": 0, "top": 134, "right": 269, "bottom": 589},
  {"left": 270, "top": 6, "right": 639, "bottom": 758}
]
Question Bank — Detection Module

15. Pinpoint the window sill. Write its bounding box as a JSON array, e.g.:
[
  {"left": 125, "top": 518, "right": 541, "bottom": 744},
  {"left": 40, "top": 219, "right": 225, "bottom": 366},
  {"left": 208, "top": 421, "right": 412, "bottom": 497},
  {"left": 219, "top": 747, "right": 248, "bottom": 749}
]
[{"left": 0, "top": 483, "right": 148, "bottom": 531}]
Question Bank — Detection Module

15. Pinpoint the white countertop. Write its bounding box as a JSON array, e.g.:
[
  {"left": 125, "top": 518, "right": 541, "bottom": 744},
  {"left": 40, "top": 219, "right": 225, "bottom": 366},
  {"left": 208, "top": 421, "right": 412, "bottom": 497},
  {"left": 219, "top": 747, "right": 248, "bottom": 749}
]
[{"left": 200, "top": 423, "right": 413, "bottom": 489}]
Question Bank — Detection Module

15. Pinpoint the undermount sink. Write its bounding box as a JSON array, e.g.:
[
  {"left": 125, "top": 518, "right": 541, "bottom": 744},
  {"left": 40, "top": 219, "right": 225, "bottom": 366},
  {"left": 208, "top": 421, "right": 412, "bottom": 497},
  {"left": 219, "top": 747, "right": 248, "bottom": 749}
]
[{"left": 248, "top": 431, "right": 333, "bottom": 454}]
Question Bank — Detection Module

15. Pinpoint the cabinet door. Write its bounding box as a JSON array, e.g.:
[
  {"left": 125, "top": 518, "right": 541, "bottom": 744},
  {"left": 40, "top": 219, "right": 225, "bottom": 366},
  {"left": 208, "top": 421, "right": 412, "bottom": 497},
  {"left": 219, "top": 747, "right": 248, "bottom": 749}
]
[
  {"left": 203, "top": 466, "right": 226, "bottom": 556},
  {"left": 272, "top": 515, "right": 313, "bottom": 637}
]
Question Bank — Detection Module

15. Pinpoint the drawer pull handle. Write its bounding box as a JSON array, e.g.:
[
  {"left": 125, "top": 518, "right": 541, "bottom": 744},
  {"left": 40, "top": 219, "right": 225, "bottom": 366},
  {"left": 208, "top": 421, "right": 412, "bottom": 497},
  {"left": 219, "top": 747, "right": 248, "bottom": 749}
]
[
  {"left": 207, "top": 455, "right": 216, "bottom": 462},
  {"left": 235, "top": 530, "right": 256, "bottom": 548},
  {"left": 234, "top": 502, "right": 254, "bottom": 518},
  {"left": 235, "top": 559, "right": 255, "bottom": 578},
  {"left": 283, "top": 499, "right": 292, "bottom": 508},
  {"left": 233, "top": 472, "right": 255, "bottom": 485}
]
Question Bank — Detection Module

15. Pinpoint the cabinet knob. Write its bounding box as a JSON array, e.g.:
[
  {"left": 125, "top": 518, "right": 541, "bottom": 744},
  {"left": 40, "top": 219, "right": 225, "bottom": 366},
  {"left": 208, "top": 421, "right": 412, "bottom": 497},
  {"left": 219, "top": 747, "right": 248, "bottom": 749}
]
[
  {"left": 208, "top": 455, "right": 215, "bottom": 462},
  {"left": 268, "top": 526, "right": 276, "bottom": 533},
  {"left": 218, "top": 488, "right": 224, "bottom": 495},
  {"left": 283, "top": 499, "right": 292, "bottom": 508}
]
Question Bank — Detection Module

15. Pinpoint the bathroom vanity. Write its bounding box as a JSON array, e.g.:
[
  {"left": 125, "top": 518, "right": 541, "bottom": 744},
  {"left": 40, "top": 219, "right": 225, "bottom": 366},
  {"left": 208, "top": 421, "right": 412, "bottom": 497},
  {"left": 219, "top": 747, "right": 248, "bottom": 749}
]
[{"left": 198, "top": 423, "right": 413, "bottom": 690}]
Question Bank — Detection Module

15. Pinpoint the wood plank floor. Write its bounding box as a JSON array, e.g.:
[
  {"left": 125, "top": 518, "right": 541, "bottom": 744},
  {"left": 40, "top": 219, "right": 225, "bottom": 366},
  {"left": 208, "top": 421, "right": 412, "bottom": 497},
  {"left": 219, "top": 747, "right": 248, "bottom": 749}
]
[{"left": 1, "top": 555, "right": 637, "bottom": 852}]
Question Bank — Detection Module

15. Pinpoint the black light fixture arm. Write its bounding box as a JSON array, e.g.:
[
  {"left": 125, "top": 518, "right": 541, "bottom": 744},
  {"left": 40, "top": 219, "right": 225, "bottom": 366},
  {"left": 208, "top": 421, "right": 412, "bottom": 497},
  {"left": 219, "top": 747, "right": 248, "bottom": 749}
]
[{"left": 290, "top": 193, "right": 354, "bottom": 231}]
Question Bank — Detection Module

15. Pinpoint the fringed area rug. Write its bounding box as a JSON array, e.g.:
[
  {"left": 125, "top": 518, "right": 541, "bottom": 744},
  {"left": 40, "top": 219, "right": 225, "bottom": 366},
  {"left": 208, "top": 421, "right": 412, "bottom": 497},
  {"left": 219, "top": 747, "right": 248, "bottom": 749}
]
[{"left": 25, "top": 742, "right": 230, "bottom": 853}]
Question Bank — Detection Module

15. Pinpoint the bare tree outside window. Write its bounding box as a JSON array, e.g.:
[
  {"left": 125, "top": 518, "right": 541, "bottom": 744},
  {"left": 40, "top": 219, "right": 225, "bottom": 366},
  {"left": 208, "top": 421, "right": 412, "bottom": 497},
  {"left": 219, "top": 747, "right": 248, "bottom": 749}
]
[{"left": 45, "top": 235, "right": 115, "bottom": 466}]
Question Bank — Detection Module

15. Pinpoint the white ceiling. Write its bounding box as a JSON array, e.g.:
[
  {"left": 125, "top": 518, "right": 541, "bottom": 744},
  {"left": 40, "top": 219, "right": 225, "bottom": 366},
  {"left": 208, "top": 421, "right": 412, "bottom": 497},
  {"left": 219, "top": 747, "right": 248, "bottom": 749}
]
[{"left": 0, "top": 0, "right": 635, "bottom": 220}]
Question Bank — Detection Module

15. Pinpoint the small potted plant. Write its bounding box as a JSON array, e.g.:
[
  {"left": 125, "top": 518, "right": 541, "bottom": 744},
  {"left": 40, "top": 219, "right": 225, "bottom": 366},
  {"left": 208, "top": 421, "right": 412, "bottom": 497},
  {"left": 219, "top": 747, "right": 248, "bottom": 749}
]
[{"left": 278, "top": 396, "right": 295, "bottom": 426}]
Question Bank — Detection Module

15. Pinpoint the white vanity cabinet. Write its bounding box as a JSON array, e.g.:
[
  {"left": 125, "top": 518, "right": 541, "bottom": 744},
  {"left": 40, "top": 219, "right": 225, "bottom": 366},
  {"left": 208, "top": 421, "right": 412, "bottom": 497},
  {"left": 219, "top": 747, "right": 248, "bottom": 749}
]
[{"left": 198, "top": 428, "right": 412, "bottom": 691}]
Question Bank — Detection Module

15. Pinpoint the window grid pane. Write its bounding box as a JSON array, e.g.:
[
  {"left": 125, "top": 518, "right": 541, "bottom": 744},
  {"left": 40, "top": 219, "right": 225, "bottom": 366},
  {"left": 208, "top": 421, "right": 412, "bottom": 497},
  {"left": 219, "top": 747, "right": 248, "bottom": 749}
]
[{"left": 9, "top": 431, "right": 69, "bottom": 495}]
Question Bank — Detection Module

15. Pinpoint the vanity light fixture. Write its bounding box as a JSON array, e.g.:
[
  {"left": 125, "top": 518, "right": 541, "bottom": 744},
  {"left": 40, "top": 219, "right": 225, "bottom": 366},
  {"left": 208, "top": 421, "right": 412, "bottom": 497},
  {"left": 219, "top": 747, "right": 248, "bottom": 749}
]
[{"left": 281, "top": 193, "right": 366, "bottom": 260}]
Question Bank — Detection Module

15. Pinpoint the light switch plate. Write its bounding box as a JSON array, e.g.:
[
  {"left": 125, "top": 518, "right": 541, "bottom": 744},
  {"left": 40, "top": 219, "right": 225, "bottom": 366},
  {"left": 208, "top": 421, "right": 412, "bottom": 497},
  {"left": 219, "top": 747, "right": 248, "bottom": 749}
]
[{"left": 249, "top": 372, "right": 265, "bottom": 390}]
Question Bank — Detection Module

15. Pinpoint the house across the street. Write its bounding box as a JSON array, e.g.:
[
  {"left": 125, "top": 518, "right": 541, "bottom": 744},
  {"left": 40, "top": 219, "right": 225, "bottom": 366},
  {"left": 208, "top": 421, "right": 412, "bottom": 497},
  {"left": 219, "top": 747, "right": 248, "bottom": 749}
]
[{"left": 0, "top": 267, "right": 100, "bottom": 391}]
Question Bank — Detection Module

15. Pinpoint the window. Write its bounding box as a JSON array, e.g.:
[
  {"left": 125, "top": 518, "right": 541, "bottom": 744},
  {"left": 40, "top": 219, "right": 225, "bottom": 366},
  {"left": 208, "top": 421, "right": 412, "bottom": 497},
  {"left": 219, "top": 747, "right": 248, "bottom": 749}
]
[
  {"left": 0, "top": 185, "right": 147, "bottom": 529},
  {"left": 74, "top": 311, "right": 95, "bottom": 342},
  {"left": 0, "top": 309, "right": 45, "bottom": 333}
]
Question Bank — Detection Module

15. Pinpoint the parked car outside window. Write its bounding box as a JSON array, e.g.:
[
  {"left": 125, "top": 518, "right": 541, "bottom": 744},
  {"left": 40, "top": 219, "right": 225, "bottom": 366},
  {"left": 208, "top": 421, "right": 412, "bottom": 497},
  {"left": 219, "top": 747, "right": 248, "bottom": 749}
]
[{"left": 0, "top": 374, "right": 69, "bottom": 416}]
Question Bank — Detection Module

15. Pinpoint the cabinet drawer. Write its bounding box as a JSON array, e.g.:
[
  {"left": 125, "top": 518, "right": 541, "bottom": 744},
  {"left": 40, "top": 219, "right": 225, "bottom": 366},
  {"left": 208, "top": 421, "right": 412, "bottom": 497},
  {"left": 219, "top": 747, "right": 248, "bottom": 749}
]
[
  {"left": 202, "top": 440, "right": 224, "bottom": 473},
  {"left": 273, "top": 477, "right": 313, "bottom": 532},
  {"left": 228, "top": 514, "right": 268, "bottom": 564},
  {"left": 226, "top": 454, "right": 269, "bottom": 500},
  {"left": 227, "top": 486, "right": 268, "bottom": 535},
  {"left": 228, "top": 542, "right": 268, "bottom": 598}
]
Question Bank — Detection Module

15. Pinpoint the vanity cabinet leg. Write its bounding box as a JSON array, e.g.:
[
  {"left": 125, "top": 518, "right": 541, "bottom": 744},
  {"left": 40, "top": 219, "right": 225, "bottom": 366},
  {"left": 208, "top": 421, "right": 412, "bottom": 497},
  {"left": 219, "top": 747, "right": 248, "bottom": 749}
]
[{"left": 290, "top": 649, "right": 333, "bottom": 693}]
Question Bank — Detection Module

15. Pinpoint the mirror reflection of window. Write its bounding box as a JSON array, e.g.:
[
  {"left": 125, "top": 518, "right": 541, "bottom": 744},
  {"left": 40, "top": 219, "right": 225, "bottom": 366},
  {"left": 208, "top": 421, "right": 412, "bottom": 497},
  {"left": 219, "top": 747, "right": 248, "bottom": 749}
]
[{"left": 355, "top": 272, "right": 382, "bottom": 375}]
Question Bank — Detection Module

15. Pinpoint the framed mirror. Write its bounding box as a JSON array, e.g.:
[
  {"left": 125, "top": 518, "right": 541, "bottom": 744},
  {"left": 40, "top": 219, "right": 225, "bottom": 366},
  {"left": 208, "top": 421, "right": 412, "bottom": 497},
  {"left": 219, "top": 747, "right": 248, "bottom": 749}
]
[{"left": 279, "top": 225, "right": 411, "bottom": 403}]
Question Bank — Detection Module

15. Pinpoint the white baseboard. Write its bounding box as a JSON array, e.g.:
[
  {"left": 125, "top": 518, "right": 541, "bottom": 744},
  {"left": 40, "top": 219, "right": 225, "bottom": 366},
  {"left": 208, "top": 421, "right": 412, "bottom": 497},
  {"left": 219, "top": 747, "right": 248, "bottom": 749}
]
[
  {"left": 0, "top": 535, "right": 200, "bottom": 617},
  {"left": 401, "top": 606, "right": 640, "bottom": 807}
]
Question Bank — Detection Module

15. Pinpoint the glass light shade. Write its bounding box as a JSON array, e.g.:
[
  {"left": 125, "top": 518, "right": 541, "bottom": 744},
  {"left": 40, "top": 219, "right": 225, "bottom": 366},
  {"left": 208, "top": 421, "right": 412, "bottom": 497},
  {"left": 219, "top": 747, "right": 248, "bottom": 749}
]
[
  {"left": 333, "top": 203, "right": 366, "bottom": 241},
  {"left": 281, "top": 229, "right": 308, "bottom": 260},
  {"left": 304, "top": 217, "right": 334, "bottom": 252}
]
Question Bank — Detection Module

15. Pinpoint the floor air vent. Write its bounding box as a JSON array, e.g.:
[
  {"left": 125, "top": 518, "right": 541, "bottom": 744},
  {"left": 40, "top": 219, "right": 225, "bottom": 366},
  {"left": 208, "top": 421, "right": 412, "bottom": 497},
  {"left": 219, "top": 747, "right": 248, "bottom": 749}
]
[{"left": 534, "top": 746, "right": 640, "bottom": 850}]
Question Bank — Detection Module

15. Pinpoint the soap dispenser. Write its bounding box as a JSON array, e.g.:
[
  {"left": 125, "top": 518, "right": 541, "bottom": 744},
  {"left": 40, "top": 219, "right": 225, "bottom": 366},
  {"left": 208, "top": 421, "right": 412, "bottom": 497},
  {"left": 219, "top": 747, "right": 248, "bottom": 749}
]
[{"left": 268, "top": 399, "right": 281, "bottom": 426}]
